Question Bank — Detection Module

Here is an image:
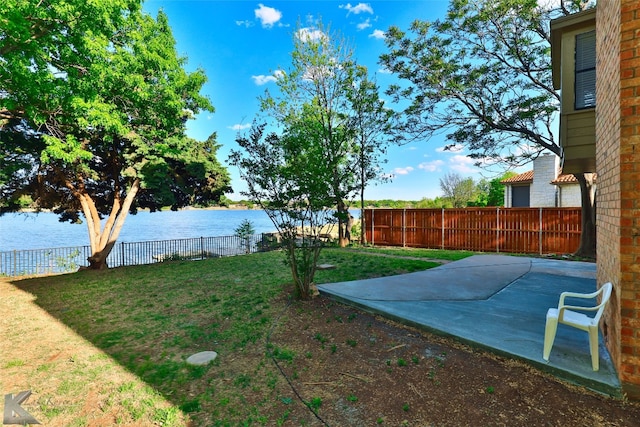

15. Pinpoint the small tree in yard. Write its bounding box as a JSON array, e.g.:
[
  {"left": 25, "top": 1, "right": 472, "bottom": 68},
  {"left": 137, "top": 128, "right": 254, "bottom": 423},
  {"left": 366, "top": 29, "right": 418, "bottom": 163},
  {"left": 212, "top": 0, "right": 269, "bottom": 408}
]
[
  {"left": 259, "top": 21, "right": 395, "bottom": 248},
  {"left": 229, "top": 123, "right": 336, "bottom": 300},
  {"left": 234, "top": 219, "right": 255, "bottom": 254}
]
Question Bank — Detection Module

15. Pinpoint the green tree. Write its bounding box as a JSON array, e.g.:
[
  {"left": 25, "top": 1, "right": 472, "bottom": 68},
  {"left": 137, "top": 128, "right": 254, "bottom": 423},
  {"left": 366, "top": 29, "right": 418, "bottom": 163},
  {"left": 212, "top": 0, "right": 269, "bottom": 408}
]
[
  {"left": 230, "top": 123, "right": 336, "bottom": 300},
  {"left": 379, "top": 0, "right": 596, "bottom": 257},
  {"left": 0, "top": 3, "right": 231, "bottom": 269},
  {"left": 260, "top": 21, "right": 393, "bottom": 247},
  {"left": 439, "top": 172, "right": 478, "bottom": 208},
  {"left": 234, "top": 219, "right": 256, "bottom": 254},
  {"left": 344, "top": 65, "right": 400, "bottom": 244},
  {"left": 474, "top": 172, "right": 517, "bottom": 207}
]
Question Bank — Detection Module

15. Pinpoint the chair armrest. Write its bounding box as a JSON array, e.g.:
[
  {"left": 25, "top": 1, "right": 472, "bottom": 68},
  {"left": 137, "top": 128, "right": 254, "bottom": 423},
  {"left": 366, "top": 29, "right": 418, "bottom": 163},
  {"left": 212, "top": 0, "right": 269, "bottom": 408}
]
[
  {"left": 558, "top": 290, "right": 599, "bottom": 306},
  {"left": 558, "top": 304, "right": 599, "bottom": 314}
]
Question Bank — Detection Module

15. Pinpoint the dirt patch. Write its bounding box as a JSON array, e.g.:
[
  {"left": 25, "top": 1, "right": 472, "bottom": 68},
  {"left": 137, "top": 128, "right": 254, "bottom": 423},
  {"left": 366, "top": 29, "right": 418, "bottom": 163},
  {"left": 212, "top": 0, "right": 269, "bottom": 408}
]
[{"left": 262, "top": 296, "right": 640, "bottom": 426}]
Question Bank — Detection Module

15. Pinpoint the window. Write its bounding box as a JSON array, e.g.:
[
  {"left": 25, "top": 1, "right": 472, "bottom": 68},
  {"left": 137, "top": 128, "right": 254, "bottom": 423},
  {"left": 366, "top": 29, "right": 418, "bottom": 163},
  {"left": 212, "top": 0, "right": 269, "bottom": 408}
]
[{"left": 575, "top": 30, "right": 596, "bottom": 110}]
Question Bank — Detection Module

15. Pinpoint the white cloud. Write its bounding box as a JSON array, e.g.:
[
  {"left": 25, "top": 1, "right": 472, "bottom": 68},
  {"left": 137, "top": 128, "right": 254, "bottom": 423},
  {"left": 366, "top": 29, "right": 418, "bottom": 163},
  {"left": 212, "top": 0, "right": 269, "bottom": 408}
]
[
  {"left": 255, "top": 4, "right": 282, "bottom": 28},
  {"left": 448, "top": 155, "right": 478, "bottom": 174},
  {"left": 251, "top": 70, "right": 283, "bottom": 85},
  {"left": 369, "top": 29, "right": 385, "bottom": 39},
  {"left": 235, "top": 20, "right": 254, "bottom": 28},
  {"left": 296, "top": 27, "right": 327, "bottom": 42},
  {"left": 340, "top": 3, "right": 374, "bottom": 15},
  {"left": 418, "top": 160, "right": 444, "bottom": 172},
  {"left": 228, "top": 123, "right": 252, "bottom": 131},
  {"left": 252, "top": 75, "right": 277, "bottom": 85},
  {"left": 377, "top": 67, "right": 392, "bottom": 74},
  {"left": 393, "top": 166, "right": 414, "bottom": 175},
  {"left": 357, "top": 19, "right": 371, "bottom": 30}
]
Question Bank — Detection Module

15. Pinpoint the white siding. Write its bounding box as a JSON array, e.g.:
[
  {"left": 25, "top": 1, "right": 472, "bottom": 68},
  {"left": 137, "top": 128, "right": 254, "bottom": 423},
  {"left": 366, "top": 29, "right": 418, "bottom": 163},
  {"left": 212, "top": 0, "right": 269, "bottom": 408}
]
[
  {"left": 530, "top": 155, "right": 559, "bottom": 207},
  {"left": 558, "top": 184, "right": 582, "bottom": 207}
]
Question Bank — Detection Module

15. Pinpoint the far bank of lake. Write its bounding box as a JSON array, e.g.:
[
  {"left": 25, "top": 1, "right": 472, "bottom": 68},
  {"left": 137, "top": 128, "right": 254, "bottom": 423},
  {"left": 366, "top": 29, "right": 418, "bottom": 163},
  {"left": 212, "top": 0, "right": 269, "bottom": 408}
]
[{"left": 0, "top": 208, "right": 360, "bottom": 252}]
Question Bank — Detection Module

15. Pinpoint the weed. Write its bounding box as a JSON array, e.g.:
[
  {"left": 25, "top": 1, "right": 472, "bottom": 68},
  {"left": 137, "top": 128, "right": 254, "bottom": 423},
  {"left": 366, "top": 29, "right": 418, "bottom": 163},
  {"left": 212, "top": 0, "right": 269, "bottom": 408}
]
[
  {"left": 347, "top": 313, "right": 357, "bottom": 322},
  {"left": 305, "top": 351, "right": 313, "bottom": 358},
  {"left": 3, "top": 359, "right": 25, "bottom": 368},
  {"left": 402, "top": 403, "right": 410, "bottom": 412},
  {"left": 386, "top": 359, "right": 391, "bottom": 366},
  {"left": 485, "top": 386, "right": 495, "bottom": 394},
  {"left": 347, "top": 394, "right": 358, "bottom": 402},
  {"left": 308, "top": 397, "right": 322, "bottom": 411},
  {"left": 334, "top": 315, "right": 343, "bottom": 323},
  {"left": 346, "top": 339, "right": 357, "bottom": 347},
  {"left": 276, "top": 409, "right": 291, "bottom": 426},
  {"left": 118, "top": 381, "right": 137, "bottom": 393},
  {"left": 234, "top": 373, "right": 252, "bottom": 388},
  {"left": 377, "top": 417, "right": 384, "bottom": 424},
  {"left": 331, "top": 344, "right": 337, "bottom": 354},
  {"left": 271, "top": 346, "right": 295, "bottom": 362},
  {"left": 397, "top": 358, "right": 407, "bottom": 367},
  {"left": 412, "top": 356, "right": 420, "bottom": 364},
  {"left": 314, "top": 333, "right": 327, "bottom": 344},
  {"left": 180, "top": 399, "right": 201, "bottom": 413}
]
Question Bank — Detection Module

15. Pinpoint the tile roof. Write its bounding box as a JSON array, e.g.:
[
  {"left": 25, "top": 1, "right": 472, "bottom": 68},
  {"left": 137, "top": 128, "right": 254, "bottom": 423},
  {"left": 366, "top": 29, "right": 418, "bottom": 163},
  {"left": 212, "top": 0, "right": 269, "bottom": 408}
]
[
  {"left": 501, "top": 170, "right": 533, "bottom": 184},
  {"left": 501, "top": 170, "right": 597, "bottom": 185},
  {"left": 552, "top": 173, "right": 597, "bottom": 185}
]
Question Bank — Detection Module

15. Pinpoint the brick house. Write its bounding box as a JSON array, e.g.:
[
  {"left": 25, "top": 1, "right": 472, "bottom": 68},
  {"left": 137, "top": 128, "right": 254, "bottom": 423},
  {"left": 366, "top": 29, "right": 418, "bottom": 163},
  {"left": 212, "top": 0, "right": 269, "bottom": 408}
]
[
  {"left": 551, "top": 3, "right": 640, "bottom": 398},
  {"left": 501, "top": 154, "right": 582, "bottom": 207}
]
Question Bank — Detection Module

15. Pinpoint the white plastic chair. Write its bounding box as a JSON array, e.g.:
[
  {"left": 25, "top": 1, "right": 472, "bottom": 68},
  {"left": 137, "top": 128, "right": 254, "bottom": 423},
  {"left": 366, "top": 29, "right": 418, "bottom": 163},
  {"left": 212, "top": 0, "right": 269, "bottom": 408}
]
[{"left": 543, "top": 282, "right": 612, "bottom": 371}]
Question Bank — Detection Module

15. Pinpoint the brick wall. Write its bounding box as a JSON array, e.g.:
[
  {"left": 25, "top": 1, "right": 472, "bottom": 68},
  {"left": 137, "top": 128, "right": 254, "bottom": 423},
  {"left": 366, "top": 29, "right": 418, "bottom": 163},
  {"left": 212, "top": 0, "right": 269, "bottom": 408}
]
[{"left": 596, "top": 0, "right": 640, "bottom": 398}]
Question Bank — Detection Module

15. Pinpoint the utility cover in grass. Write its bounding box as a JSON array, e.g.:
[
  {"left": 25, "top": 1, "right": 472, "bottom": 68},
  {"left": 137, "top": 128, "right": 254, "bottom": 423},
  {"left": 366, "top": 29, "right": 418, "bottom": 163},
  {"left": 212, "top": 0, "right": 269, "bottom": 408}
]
[{"left": 186, "top": 351, "right": 218, "bottom": 366}]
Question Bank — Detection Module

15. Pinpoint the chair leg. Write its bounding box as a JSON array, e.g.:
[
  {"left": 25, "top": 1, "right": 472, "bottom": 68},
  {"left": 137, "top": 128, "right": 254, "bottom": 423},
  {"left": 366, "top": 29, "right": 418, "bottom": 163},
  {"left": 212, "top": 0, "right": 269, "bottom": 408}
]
[
  {"left": 588, "top": 327, "right": 600, "bottom": 371},
  {"left": 543, "top": 315, "right": 558, "bottom": 361}
]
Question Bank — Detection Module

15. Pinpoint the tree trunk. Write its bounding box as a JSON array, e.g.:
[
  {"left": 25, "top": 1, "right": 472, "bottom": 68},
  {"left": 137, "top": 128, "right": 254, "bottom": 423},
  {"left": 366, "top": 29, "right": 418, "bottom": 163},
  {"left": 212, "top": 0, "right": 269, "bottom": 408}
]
[
  {"left": 81, "top": 179, "right": 140, "bottom": 270},
  {"left": 336, "top": 199, "right": 350, "bottom": 247},
  {"left": 574, "top": 173, "right": 596, "bottom": 259},
  {"left": 360, "top": 186, "right": 367, "bottom": 245}
]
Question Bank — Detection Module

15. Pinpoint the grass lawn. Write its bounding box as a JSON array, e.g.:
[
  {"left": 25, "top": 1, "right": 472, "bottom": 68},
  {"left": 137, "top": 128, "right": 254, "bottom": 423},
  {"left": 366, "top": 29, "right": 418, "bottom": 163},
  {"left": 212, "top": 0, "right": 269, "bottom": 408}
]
[{"left": 0, "top": 247, "right": 453, "bottom": 426}]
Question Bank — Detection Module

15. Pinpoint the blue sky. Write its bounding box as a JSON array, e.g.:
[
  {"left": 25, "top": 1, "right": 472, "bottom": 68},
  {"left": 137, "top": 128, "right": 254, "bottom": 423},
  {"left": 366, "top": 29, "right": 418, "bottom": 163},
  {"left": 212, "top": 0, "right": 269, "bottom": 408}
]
[{"left": 142, "top": 0, "right": 525, "bottom": 201}]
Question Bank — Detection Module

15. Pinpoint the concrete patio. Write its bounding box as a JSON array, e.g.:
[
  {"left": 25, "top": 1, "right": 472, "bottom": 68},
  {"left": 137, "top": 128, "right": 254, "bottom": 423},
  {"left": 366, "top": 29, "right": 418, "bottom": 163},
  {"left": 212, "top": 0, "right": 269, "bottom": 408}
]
[{"left": 317, "top": 254, "right": 620, "bottom": 397}]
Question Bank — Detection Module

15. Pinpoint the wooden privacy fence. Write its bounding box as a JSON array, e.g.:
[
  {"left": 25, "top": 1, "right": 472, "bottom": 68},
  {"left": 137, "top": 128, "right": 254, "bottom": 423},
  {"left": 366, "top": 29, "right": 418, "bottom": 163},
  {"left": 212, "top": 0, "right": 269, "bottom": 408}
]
[{"left": 364, "top": 208, "right": 582, "bottom": 255}]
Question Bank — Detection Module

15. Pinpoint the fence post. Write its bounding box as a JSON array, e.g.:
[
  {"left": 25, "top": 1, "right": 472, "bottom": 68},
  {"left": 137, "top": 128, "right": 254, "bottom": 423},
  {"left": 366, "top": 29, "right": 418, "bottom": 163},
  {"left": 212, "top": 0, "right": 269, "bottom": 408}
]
[
  {"left": 13, "top": 250, "right": 17, "bottom": 276},
  {"left": 201, "top": 236, "right": 205, "bottom": 259},
  {"left": 371, "top": 209, "right": 375, "bottom": 246},
  {"left": 402, "top": 209, "right": 406, "bottom": 248},
  {"left": 496, "top": 207, "right": 500, "bottom": 253},
  {"left": 539, "top": 208, "right": 543, "bottom": 255},
  {"left": 121, "top": 241, "right": 125, "bottom": 267},
  {"left": 441, "top": 208, "right": 445, "bottom": 250}
]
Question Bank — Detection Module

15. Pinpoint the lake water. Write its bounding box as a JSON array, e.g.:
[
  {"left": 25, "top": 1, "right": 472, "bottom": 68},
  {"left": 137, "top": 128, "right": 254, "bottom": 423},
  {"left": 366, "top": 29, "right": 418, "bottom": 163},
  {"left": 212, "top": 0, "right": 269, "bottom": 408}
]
[{"left": 0, "top": 209, "right": 360, "bottom": 251}]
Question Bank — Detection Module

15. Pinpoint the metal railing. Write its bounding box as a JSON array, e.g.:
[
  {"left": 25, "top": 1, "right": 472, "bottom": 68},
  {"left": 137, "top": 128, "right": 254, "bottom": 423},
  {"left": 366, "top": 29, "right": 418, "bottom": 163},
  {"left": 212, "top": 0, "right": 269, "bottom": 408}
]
[{"left": 0, "top": 233, "right": 276, "bottom": 278}]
